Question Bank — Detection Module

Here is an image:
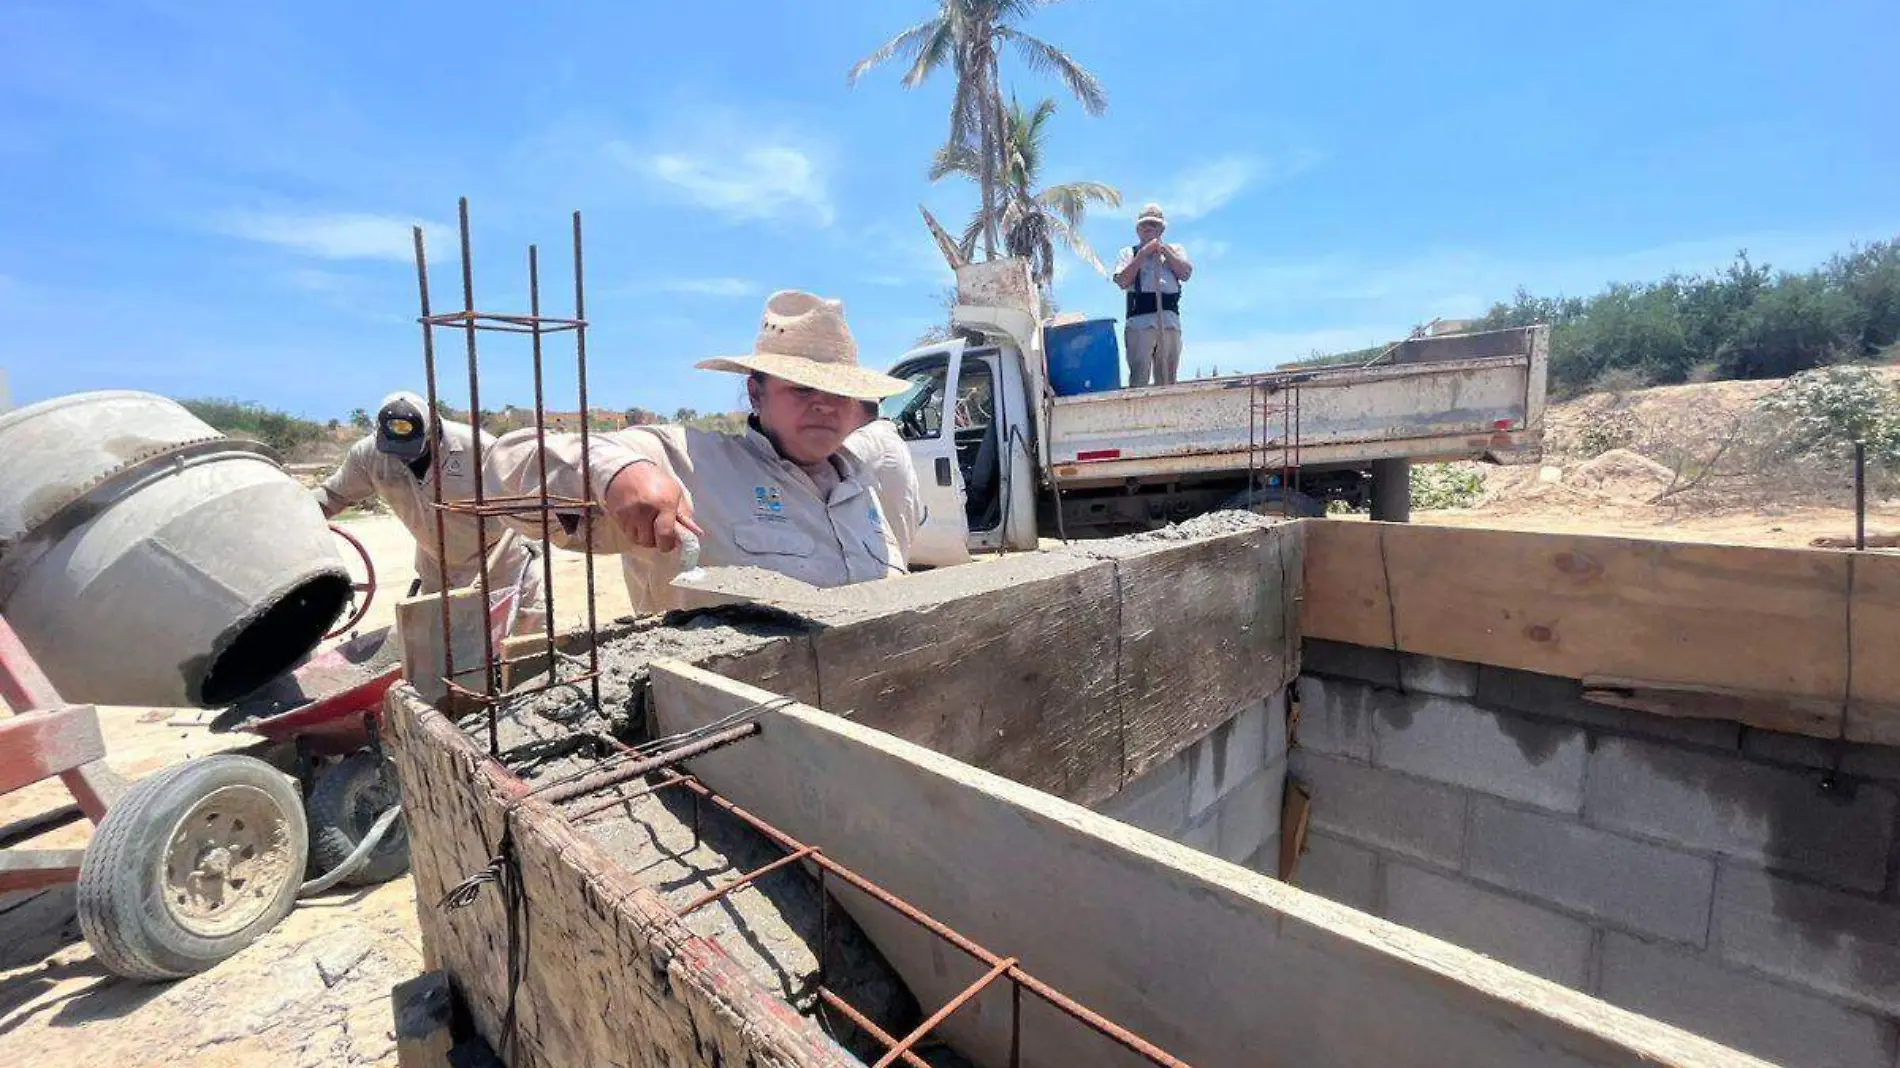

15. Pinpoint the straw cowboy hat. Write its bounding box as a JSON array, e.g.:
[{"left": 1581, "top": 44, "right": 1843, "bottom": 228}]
[{"left": 697, "top": 290, "right": 909, "bottom": 401}]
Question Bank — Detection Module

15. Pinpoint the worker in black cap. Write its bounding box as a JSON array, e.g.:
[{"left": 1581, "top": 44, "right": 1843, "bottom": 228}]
[{"left": 313, "top": 391, "right": 546, "bottom": 633}]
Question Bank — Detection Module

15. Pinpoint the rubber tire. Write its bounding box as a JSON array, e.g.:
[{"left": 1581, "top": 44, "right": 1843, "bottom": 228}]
[
  {"left": 307, "top": 752, "right": 409, "bottom": 888},
  {"left": 77, "top": 754, "right": 308, "bottom": 981}
]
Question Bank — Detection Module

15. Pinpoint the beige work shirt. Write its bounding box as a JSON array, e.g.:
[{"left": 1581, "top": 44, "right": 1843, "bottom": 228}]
[
  {"left": 484, "top": 422, "right": 910, "bottom": 614},
  {"left": 314, "top": 421, "right": 543, "bottom": 605},
  {"left": 842, "top": 418, "right": 921, "bottom": 565}
]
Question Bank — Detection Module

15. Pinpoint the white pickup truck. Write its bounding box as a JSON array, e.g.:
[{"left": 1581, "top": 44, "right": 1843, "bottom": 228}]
[{"left": 880, "top": 260, "right": 1548, "bottom": 567}]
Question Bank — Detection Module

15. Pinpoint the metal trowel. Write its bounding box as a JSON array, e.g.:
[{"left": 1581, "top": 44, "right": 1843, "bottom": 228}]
[{"left": 667, "top": 530, "right": 831, "bottom": 606}]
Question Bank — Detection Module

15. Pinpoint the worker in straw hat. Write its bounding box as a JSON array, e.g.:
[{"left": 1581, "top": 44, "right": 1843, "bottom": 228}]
[
  {"left": 1112, "top": 202, "right": 1193, "bottom": 387},
  {"left": 485, "top": 290, "right": 918, "bottom": 613}
]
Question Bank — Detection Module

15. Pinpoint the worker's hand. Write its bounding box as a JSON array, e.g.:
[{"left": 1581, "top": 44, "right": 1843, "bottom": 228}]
[
  {"left": 602, "top": 461, "right": 702, "bottom": 552},
  {"left": 1141, "top": 238, "right": 1166, "bottom": 260}
]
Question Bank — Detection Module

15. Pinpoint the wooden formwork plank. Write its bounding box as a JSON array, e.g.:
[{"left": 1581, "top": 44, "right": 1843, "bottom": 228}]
[
  {"left": 1118, "top": 523, "right": 1303, "bottom": 781},
  {"left": 810, "top": 560, "right": 1124, "bottom": 805},
  {"left": 1301, "top": 521, "right": 1900, "bottom": 741}
]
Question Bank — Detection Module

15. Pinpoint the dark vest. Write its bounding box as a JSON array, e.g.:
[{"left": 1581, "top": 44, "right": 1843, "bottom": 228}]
[{"left": 1125, "top": 244, "right": 1182, "bottom": 317}]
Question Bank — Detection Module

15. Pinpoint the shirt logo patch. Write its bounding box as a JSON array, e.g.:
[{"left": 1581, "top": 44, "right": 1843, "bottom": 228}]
[
  {"left": 444, "top": 457, "right": 465, "bottom": 476},
  {"left": 754, "top": 486, "right": 784, "bottom": 516},
  {"left": 866, "top": 500, "right": 883, "bottom": 530}
]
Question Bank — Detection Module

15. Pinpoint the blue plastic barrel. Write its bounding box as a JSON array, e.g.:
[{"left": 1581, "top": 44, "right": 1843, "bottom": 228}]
[{"left": 1044, "top": 318, "right": 1122, "bottom": 396}]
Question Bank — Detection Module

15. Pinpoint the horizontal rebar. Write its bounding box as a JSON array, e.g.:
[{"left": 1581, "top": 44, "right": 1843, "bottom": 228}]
[{"left": 536, "top": 723, "right": 761, "bottom": 807}]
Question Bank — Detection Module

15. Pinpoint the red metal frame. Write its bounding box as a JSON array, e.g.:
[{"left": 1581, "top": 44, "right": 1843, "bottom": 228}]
[
  {"left": 0, "top": 614, "right": 123, "bottom": 822},
  {"left": 0, "top": 613, "right": 123, "bottom": 891}
]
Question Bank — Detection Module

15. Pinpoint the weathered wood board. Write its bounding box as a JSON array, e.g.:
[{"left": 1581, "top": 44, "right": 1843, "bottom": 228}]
[
  {"left": 810, "top": 558, "right": 1125, "bottom": 803},
  {"left": 382, "top": 688, "right": 858, "bottom": 1068},
  {"left": 1118, "top": 523, "right": 1303, "bottom": 780},
  {"left": 1303, "top": 521, "right": 1900, "bottom": 742}
]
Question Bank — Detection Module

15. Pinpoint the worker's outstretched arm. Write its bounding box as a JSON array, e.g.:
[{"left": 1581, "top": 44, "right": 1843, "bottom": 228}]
[
  {"left": 312, "top": 440, "right": 378, "bottom": 518},
  {"left": 483, "top": 427, "right": 699, "bottom": 554}
]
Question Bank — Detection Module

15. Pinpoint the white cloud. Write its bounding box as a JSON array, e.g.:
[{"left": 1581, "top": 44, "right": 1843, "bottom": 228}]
[
  {"left": 1116, "top": 150, "right": 1323, "bottom": 224},
  {"left": 613, "top": 140, "right": 834, "bottom": 227},
  {"left": 656, "top": 276, "right": 756, "bottom": 297},
  {"left": 214, "top": 210, "right": 445, "bottom": 262}
]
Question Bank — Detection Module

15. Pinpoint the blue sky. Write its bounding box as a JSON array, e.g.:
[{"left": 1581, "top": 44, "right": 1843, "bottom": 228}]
[{"left": 2, "top": 0, "right": 1896, "bottom": 419}]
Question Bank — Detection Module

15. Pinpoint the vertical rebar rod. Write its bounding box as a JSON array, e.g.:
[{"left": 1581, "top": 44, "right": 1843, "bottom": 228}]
[
  {"left": 456, "top": 198, "right": 500, "bottom": 758},
  {"left": 1856, "top": 441, "right": 1867, "bottom": 551},
  {"left": 1010, "top": 978, "right": 1022, "bottom": 1068},
  {"left": 528, "top": 246, "right": 560, "bottom": 677},
  {"left": 572, "top": 210, "right": 602, "bottom": 712},
  {"left": 413, "top": 226, "right": 457, "bottom": 712}
]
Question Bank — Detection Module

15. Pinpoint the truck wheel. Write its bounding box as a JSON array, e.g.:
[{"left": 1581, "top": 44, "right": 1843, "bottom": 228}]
[
  {"left": 307, "top": 752, "right": 409, "bottom": 887},
  {"left": 1222, "top": 486, "right": 1327, "bottom": 519},
  {"left": 77, "top": 754, "right": 308, "bottom": 981}
]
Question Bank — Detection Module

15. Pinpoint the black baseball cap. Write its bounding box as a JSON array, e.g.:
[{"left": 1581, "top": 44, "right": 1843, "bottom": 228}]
[{"left": 374, "top": 391, "right": 431, "bottom": 460}]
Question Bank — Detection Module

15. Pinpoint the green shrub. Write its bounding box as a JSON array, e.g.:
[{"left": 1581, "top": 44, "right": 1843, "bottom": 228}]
[
  {"left": 1754, "top": 365, "right": 1900, "bottom": 467},
  {"left": 1575, "top": 409, "right": 1640, "bottom": 457},
  {"left": 179, "top": 398, "right": 328, "bottom": 455},
  {"left": 1410, "top": 463, "right": 1484, "bottom": 510}
]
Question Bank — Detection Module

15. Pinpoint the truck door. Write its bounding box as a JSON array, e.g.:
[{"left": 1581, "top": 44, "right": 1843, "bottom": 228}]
[{"left": 881, "top": 343, "right": 973, "bottom": 567}]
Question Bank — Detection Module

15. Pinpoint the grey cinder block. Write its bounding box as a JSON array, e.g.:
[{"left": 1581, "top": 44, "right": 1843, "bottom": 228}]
[
  {"left": 1599, "top": 932, "right": 1897, "bottom": 1068},
  {"left": 1383, "top": 862, "right": 1594, "bottom": 989},
  {"left": 1295, "top": 831, "right": 1380, "bottom": 912},
  {"left": 1713, "top": 862, "right": 1900, "bottom": 1017},
  {"left": 1290, "top": 750, "right": 1468, "bottom": 869},
  {"left": 1586, "top": 736, "right": 1898, "bottom": 893},
  {"left": 1466, "top": 798, "right": 1715, "bottom": 945},
  {"left": 1293, "top": 675, "right": 1376, "bottom": 761},
  {"left": 1373, "top": 692, "right": 1588, "bottom": 814}
]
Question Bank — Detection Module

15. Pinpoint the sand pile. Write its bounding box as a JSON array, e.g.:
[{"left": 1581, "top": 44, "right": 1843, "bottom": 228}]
[{"left": 1565, "top": 448, "right": 1677, "bottom": 502}]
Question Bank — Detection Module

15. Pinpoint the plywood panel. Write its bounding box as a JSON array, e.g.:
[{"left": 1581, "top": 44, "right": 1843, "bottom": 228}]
[{"left": 1848, "top": 552, "right": 1900, "bottom": 745}]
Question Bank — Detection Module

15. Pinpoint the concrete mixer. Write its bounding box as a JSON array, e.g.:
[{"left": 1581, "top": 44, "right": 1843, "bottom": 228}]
[{"left": 0, "top": 391, "right": 399, "bottom": 981}]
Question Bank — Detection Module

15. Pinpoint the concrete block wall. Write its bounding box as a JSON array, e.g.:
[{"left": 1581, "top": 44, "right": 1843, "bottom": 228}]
[
  {"left": 1094, "top": 691, "right": 1289, "bottom": 875},
  {"left": 1293, "top": 640, "right": 1900, "bottom": 1068}
]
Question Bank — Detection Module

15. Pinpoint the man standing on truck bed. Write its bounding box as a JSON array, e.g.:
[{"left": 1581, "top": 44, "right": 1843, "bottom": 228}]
[{"left": 1112, "top": 202, "right": 1193, "bottom": 387}]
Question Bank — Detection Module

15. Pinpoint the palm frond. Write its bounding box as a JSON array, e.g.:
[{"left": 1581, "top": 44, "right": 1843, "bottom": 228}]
[
  {"left": 958, "top": 211, "right": 986, "bottom": 261},
  {"left": 901, "top": 19, "right": 957, "bottom": 88},
  {"left": 1036, "top": 181, "right": 1120, "bottom": 229},
  {"left": 929, "top": 140, "right": 983, "bottom": 182},
  {"left": 847, "top": 17, "right": 948, "bottom": 85},
  {"left": 996, "top": 26, "right": 1107, "bottom": 115},
  {"left": 1046, "top": 212, "right": 1109, "bottom": 277}
]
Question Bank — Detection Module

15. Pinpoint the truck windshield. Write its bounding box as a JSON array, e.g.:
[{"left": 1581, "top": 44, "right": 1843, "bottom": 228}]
[{"left": 882, "top": 361, "right": 948, "bottom": 441}]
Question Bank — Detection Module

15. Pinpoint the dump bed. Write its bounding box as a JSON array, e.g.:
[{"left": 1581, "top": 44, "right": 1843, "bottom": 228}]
[{"left": 1045, "top": 326, "right": 1547, "bottom": 485}]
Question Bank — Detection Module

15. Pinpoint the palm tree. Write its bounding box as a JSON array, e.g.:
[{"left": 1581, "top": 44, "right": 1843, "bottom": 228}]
[
  {"left": 848, "top": 1, "right": 1107, "bottom": 260},
  {"left": 933, "top": 96, "right": 1120, "bottom": 286}
]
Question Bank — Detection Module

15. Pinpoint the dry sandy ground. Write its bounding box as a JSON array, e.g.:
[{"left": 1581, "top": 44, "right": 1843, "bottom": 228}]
[{"left": 2, "top": 434, "right": 1891, "bottom": 1066}]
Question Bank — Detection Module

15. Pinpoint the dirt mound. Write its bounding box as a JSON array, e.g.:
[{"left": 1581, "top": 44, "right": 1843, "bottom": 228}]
[{"left": 1565, "top": 448, "right": 1676, "bottom": 502}]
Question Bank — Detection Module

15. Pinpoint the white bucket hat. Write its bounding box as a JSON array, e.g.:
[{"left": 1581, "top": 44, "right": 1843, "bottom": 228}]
[
  {"left": 696, "top": 290, "right": 909, "bottom": 401},
  {"left": 1136, "top": 203, "right": 1167, "bottom": 228}
]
